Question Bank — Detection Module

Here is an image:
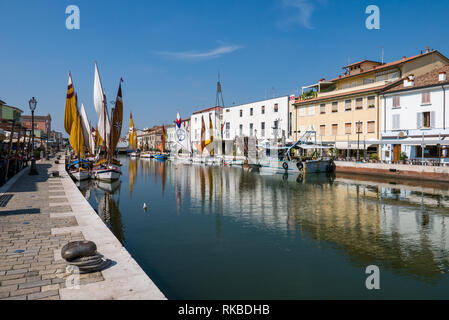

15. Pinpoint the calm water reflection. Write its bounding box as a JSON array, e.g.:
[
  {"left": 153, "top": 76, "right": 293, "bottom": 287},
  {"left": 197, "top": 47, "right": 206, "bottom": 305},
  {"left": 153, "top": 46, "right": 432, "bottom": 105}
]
[{"left": 77, "top": 157, "right": 449, "bottom": 299}]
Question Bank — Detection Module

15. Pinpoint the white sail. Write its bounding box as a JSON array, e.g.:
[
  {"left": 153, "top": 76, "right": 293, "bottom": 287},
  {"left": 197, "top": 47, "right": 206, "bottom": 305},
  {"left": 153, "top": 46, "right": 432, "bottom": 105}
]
[
  {"left": 175, "top": 112, "right": 192, "bottom": 153},
  {"left": 80, "top": 103, "right": 95, "bottom": 155},
  {"left": 94, "top": 63, "right": 111, "bottom": 150}
]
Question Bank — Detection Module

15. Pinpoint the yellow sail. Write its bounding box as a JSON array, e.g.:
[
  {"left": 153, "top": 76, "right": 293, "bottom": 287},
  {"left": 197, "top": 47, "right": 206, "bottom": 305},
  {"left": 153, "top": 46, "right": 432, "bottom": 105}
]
[
  {"left": 95, "top": 126, "right": 103, "bottom": 147},
  {"left": 204, "top": 113, "right": 214, "bottom": 155},
  {"left": 64, "top": 73, "right": 76, "bottom": 135},
  {"left": 129, "top": 112, "right": 137, "bottom": 150},
  {"left": 69, "top": 103, "right": 84, "bottom": 158}
]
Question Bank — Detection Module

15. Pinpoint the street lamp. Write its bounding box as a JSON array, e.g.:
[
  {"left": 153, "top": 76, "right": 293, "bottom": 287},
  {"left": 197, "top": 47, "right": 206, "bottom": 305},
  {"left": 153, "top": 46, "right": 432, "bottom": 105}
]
[{"left": 28, "top": 97, "right": 38, "bottom": 175}]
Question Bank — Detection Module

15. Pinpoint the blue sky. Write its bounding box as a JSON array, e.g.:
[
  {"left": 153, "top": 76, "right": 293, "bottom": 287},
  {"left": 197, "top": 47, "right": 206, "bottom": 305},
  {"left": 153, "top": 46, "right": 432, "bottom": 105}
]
[{"left": 1, "top": 0, "right": 449, "bottom": 135}]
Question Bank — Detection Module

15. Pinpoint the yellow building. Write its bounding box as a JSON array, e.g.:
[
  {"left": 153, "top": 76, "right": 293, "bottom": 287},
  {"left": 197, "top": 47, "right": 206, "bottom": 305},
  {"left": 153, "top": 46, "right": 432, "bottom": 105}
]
[{"left": 292, "top": 49, "right": 449, "bottom": 158}]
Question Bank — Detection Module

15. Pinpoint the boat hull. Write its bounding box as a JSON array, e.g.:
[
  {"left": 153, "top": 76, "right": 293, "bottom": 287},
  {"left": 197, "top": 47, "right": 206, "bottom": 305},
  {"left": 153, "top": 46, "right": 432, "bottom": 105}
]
[
  {"left": 70, "top": 170, "right": 90, "bottom": 181},
  {"left": 93, "top": 168, "right": 122, "bottom": 181},
  {"left": 259, "top": 159, "right": 335, "bottom": 175}
]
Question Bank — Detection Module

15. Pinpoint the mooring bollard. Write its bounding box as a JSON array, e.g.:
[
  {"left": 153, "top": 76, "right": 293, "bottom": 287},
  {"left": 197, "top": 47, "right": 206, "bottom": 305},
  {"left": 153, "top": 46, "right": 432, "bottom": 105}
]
[
  {"left": 52, "top": 171, "right": 59, "bottom": 177},
  {"left": 61, "top": 241, "right": 112, "bottom": 274}
]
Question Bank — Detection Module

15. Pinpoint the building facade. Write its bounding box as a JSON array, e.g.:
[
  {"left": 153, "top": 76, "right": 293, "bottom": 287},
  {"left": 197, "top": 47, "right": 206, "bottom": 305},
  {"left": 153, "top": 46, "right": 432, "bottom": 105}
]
[
  {"left": 380, "top": 66, "right": 449, "bottom": 163},
  {"left": 190, "top": 106, "right": 222, "bottom": 154},
  {"left": 292, "top": 49, "right": 449, "bottom": 158},
  {"left": 21, "top": 114, "right": 52, "bottom": 140},
  {"left": 222, "top": 96, "right": 291, "bottom": 143}
]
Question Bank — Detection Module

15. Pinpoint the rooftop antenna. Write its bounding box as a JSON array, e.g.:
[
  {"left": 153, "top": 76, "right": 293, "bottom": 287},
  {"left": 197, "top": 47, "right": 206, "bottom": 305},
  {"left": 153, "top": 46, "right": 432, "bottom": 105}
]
[
  {"left": 381, "top": 46, "right": 384, "bottom": 64},
  {"left": 216, "top": 72, "right": 225, "bottom": 108}
]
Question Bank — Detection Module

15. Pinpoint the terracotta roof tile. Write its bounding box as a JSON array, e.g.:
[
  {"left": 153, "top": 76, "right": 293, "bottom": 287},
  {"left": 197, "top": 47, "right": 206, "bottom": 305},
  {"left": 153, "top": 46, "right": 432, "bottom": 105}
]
[{"left": 384, "top": 65, "right": 449, "bottom": 93}]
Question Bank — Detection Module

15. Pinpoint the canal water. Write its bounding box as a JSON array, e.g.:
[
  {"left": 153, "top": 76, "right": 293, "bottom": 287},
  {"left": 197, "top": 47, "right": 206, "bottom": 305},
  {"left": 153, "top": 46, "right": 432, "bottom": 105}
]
[{"left": 77, "top": 157, "right": 449, "bottom": 299}]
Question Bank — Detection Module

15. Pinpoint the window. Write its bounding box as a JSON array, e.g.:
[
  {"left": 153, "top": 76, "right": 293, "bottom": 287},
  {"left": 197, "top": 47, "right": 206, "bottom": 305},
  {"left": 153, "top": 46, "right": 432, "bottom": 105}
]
[
  {"left": 240, "top": 110, "right": 243, "bottom": 117},
  {"left": 261, "top": 122, "right": 265, "bottom": 137},
  {"left": 320, "top": 125, "right": 326, "bottom": 136},
  {"left": 367, "top": 96, "right": 376, "bottom": 108},
  {"left": 299, "top": 107, "right": 306, "bottom": 117},
  {"left": 274, "top": 104, "right": 279, "bottom": 112},
  {"left": 250, "top": 123, "right": 254, "bottom": 136},
  {"left": 274, "top": 120, "right": 279, "bottom": 129},
  {"left": 423, "top": 112, "right": 431, "bottom": 128},
  {"left": 225, "top": 122, "right": 230, "bottom": 139},
  {"left": 356, "top": 121, "right": 363, "bottom": 133},
  {"left": 332, "top": 124, "right": 338, "bottom": 136},
  {"left": 250, "top": 108, "right": 254, "bottom": 116},
  {"left": 342, "top": 83, "right": 350, "bottom": 89},
  {"left": 261, "top": 106, "right": 265, "bottom": 114},
  {"left": 332, "top": 102, "right": 338, "bottom": 113},
  {"left": 356, "top": 98, "right": 363, "bottom": 110},
  {"left": 289, "top": 112, "right": 292, "bottom": 137},
  {"left": 318, "top": 104, "right": 326, "bottom": 114},
  {"left": 345, "top": 123, "right": 352, "bottom": 135},
  {"left": 392, "top": 96, "right": 400, "bottom": 108},
  {"left": 239, "top": 124, "right": 243, "bottom": 136},
  {"left": 226, "top": 109, "right": 230, "bottom": 113},
  {"left": 388, "top": 72, "right": 400, "bottom": 80},
  {"left": 375, "top": 75, "right": 386, "bottom": 82},
  {"left": 422, "top": 92, "right": 431, "bottom": 104},
  {"left": 392, "top": 114, "right": 400, "bottom": 130},
  {"left": 345, "top": 100, "right": 352, "bottom": 111},
  {"left": 363, "top": 78, "right": 374, "bottom": 85},
  {"left": 367, "top": 121, "right": 375, "bottom": 133}
]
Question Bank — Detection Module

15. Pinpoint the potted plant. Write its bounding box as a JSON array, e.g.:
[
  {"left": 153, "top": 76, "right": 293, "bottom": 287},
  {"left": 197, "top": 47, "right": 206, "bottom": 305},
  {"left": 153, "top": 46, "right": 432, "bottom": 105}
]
[
  {"left": 400, "top": 152, "right": 408, "bottom": 164},
  {"left": 369, "top": 153, "right": 379, "bottom": 162}
]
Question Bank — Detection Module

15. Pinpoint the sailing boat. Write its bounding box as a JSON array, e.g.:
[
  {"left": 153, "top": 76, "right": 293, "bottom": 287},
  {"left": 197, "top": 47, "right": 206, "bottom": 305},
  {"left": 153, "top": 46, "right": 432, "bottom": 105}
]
[
  {"left": 64, "top": 73, "right": 89, "bottom": 181},
  {"left": 174, "top": 112, "right": 193, "bottom": 163},
  {"left": 69, "top": 97, "right": 90, "bottom": 181},
  {"left": 91, "top": 63, "right": 122, "bottom": 182},
  {"left": 128, "top": 112, "right": 139, "bottom": 158}
]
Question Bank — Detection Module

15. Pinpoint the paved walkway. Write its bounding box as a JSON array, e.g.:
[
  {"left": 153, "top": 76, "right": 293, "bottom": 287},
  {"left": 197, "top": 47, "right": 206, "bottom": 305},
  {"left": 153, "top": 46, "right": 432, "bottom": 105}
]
[{"left": 0, "top": 154, "right": 165, "bottom": 300}]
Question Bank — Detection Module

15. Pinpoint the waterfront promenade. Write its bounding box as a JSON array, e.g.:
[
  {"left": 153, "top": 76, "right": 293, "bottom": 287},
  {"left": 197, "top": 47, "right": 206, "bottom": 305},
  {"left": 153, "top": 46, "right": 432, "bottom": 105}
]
[{"left": 0, "top": 155, "right": 165, "bottom": 300}]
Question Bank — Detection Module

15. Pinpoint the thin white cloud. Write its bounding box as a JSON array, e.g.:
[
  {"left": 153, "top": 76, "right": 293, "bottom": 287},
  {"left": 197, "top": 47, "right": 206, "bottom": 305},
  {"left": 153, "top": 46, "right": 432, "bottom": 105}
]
[
  {"left": 281, "top": 0, "right": 318, "bottom": 29},
  {"left": 157, "top": 44, "right": 242, "bottom": 60}
]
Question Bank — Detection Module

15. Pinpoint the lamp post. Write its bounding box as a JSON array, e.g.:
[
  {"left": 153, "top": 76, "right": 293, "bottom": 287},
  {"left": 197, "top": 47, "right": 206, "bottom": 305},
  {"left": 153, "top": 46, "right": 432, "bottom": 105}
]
[
  {"left": 28, "top": 97, "right": 38, "bottom": 175},
  {"left": 356, "top": 120, "right": 362, "bottom": 162}
]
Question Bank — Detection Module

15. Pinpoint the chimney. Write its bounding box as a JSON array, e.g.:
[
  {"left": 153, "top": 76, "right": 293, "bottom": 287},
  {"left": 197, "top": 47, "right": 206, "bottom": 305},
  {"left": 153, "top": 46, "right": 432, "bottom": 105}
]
[
  {"left": 425, "top": 46, "right": 430, "bottom": 53},
  {"left": 439, "top": 72, "right": 447, "bottom": 82}
]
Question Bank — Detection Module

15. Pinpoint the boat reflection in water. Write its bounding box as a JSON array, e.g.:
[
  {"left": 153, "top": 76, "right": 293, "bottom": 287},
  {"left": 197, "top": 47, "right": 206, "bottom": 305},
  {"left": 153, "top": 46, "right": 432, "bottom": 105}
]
[
  {"left": 78, "top": 179, "right": 125, "bottom": 245},
  {"left": 79, "top": 157, "right": 449, "bottom": 299}
]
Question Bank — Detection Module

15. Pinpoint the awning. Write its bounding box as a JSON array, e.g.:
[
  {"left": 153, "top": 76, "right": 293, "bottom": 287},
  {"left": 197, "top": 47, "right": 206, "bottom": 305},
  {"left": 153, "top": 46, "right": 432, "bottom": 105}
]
[
  {"left": 335, "top": 142, "right": 377, "bottom": 150},
  {"left": 381, "top": 137, "right": 449, "bottom": 146}
]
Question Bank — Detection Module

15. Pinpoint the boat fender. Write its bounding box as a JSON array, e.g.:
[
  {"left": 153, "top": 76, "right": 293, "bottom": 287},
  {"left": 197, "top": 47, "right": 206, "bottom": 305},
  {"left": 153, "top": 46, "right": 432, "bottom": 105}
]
[
  {"left": 282, "top": 162, "right": 289, "bottom": 170},
  {"left": 296, "top": 162, "right": 304, "bottom": 171}
]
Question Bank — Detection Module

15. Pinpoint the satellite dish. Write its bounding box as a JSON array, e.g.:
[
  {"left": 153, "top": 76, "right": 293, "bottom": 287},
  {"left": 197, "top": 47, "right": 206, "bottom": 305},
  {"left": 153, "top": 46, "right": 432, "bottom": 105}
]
[{"left": 398, "top": 132, "right": 405, "bottom": 138}]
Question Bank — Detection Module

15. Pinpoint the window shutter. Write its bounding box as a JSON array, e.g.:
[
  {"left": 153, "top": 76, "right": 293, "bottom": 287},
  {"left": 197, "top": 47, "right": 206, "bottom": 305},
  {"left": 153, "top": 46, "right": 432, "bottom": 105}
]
[
  {"left": 430, "top": 111, "right": 436, "bottom": 128},
  {"left": 417, "top": 113, "right": 422, "bottom": 129},
  {"left": 392, "top": 115, "right": 400, "bottom": 129}
]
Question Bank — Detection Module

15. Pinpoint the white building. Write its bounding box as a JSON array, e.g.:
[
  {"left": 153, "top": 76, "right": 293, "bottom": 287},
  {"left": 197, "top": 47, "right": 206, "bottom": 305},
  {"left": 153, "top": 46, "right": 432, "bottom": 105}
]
[
  {"left": 165, "top": 124, "right": 176, "bottom": 152},
  {"left": 380, "top": 66, "right": 449, "bottom": 163},
  {"left": 222, "top": 96, "right": 292, "bottom": 143},
  {"left": 190, "top": 106, "right": 223, "bottom": 155}
]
